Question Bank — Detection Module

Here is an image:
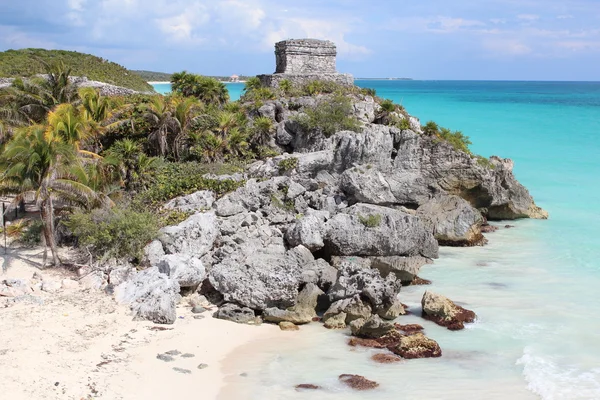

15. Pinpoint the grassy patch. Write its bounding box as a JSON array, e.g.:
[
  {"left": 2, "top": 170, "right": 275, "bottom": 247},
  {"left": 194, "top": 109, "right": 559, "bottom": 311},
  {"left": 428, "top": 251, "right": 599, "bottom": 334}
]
[
  {"left": 293, "top": 94, "right": 361, "bottom": 137},
  {"left": 359, "top": 214, "right": 382, "bottom": 228}
]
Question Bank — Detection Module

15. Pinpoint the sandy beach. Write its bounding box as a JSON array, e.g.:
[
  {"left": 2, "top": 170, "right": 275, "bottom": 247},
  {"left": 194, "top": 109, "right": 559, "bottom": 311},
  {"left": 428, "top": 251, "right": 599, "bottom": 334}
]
[{"left": 0, "top": 245, "right": 278, "bottom": 400}]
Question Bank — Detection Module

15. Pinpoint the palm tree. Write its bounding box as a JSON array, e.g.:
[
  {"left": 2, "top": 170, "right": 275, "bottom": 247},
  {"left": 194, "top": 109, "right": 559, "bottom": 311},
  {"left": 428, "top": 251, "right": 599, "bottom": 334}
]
[
  {"left": 46, "top": 104, "right": 88, "bottom": 147},
  {"left": 79, "top": 87, "right": 110, "bottom": 153},
  {"left": 171, "top": 96, "right": 202, "bottom": 160},
  {"left": 0, "top": 61, "right": 78, "bottom": 124},
  {"left": 244, "top": 77, "right": 262, "bottom": 93},
  {"left": 145, "top": 96, "right": 175, "bottom": 157},
  {"left": 171, "top": 71, "right": 229, "bottom": 106},
  {"left": 0, "top": 125, "right": 96, "bottom": 266},
  {"left": 251, "top": 116, "right": 274, "bottom": 146}
]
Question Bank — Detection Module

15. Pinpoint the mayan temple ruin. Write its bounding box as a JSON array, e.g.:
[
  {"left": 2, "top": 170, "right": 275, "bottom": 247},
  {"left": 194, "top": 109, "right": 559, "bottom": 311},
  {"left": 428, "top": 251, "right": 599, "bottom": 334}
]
[{"left": 258, "top": 39, "right": 354, "bottom": 88}]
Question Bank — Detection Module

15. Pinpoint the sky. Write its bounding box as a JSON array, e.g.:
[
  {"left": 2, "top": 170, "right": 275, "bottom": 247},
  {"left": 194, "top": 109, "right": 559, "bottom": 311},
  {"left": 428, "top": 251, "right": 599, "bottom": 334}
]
[{"left": 0, "top": 0, "right": 599, "bottom": 80}]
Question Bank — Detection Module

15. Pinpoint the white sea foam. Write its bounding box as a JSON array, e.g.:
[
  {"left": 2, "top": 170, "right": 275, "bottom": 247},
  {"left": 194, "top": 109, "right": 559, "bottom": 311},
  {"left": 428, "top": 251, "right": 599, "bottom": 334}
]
[{"left": 517, "top": 347, "right": 600, "bottom": 400}]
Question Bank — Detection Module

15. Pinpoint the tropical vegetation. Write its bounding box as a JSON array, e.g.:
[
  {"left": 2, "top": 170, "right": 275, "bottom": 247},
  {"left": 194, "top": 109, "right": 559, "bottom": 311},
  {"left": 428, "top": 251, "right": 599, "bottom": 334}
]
[
  {"left": 0, "top": 49, "right": 154, "bottom": 91},
  {"left": 0, "top": 57, "right": 482, "bottom": 266}
]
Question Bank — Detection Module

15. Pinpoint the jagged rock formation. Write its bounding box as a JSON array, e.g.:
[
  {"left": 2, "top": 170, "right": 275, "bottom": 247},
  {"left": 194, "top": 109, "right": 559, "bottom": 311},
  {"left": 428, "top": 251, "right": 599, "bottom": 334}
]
[
  {"left": 259, "top": 39, "right": 353, "bottom": 88},
  {"left": 124, "top": 41, "right": 546, "bottom": 334}
]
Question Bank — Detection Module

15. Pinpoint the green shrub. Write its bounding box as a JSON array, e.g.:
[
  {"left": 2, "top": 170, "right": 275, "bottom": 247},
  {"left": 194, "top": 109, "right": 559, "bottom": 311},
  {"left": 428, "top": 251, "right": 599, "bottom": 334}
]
[
  {"left": 395, "top": 116, "right": 412, "bottom": 131},
  {"left": 136, "top": 162, "right": 244, "bottom": 205},
  {"left": 422, "top": 120, "right": 473, "bottom": 154},
  {"left": 20, "top": 220, "right": 43, "bottom": 246},
  {"left": 422, "top": 121, "right": 440, "bottom": 136},
  {"left": 359, "top": 214, "right": 382, "bottom": 228},
  {"left": 293, "top": 94, "right": 361, "bottom": 137},
  {"left": 159, "top": 209, "right": 194, "bottom": 227},
  {"left": 65, "top": 208, "right": 159, "bottom": 260},
  {"left": 379, "top": 99, "right": 396, "bottom": 113},
  {"left": 278, "top": 157, "right": 298, "bottom": 173},
  {"left": 438, "top": 127, "right": 472, "bottom": 154},
  {"left": 361, "top": 87, "right": 377, "bottom": 96},
  {"left": 476, "top": 156, "right": 495, "bottom": 169}
]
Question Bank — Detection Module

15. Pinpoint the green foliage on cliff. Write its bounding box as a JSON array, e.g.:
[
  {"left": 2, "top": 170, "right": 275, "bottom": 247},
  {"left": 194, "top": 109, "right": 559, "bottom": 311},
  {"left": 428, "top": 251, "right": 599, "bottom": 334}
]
[
  {"left": 0, "top": 49, "right": 154, "bottom": 92},
  {"left": 423, "top": 120, "right": 472, "bottom": 154},
  {"left": 294, "top": 94, "right": 361, "bottom": 137},
  {"left": 135, "top": 162, "right": 244, "bottom": 205},
  {"left": 132, "top": 70, "right": 172, "bottom": 82},
  {"left": 65, "top": 207, "right": 159, "bottom": 260}
]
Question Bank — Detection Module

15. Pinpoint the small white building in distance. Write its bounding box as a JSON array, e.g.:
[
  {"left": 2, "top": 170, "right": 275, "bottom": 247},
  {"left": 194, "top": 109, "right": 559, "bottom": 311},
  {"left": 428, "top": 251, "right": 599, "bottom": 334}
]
[{"left": 230, "top": 75, "right": 240, "bottom": 82}]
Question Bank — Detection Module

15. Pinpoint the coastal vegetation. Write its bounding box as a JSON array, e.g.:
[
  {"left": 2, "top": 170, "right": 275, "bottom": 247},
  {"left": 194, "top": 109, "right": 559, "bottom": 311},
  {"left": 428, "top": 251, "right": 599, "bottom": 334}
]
[
  {"left": 0, "top": 57, "right": 485, "bottom": 266},
  {"left": 0, "top": 49, "right": 153, "bottom": 92}
]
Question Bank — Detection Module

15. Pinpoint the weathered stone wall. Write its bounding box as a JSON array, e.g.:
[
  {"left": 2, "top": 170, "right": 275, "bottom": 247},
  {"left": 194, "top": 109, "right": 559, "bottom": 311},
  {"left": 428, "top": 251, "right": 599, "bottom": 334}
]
[
  {"left": 258, "top": 73, "right": 354, "bottom": 88},
  {"left": 275, "top": 39, "right": 337, "bottom": 74}
]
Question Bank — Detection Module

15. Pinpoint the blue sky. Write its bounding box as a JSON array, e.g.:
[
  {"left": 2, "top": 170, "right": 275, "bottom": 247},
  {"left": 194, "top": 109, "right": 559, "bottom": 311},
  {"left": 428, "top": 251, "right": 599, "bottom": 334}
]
[{"left": 0, "top": 0, "right": 599, "bottom": 80}]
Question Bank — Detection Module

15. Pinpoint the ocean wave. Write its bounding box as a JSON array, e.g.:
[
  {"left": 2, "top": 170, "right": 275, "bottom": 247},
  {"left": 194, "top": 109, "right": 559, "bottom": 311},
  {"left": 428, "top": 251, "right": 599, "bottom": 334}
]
[{"left": 517, "top": 347, "right": 600, "bottom": 400}]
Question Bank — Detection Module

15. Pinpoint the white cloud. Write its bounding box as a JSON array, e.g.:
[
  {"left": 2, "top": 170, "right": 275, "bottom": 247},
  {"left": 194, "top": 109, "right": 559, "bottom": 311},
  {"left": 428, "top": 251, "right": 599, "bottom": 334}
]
[
  {"left": 155, "top": 3, "right": 210, "bottom": 43},
  {"left": 483, "top": 38, "right": 532, "bottom": 56},
  {"left": 517, "top": 14, "right": 540, "bottom": 21},
  {"left": 386, "top": 16, "right": 485, "bottom": 34}
]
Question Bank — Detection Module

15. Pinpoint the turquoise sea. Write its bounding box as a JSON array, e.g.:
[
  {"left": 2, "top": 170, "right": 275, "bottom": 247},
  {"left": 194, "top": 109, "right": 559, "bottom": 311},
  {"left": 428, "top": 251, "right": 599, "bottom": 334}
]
[{"left": 153, "top": 81, "right": 600, "bottom": 399}]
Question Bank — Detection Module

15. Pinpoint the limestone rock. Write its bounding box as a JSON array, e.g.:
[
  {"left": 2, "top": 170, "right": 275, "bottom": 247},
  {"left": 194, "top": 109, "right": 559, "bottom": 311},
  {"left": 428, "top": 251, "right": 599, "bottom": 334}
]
[
  {"left": 279, "top": 321, "right": 299, "bottom": 331},
  {"left": 369, "top": 256, "right": 432, "bottom": 284},
  {"left": 371, "top": 353, "right": 403, "bottom": 364},
  {"left": 108, "top": 266, "right": 136, "bottom": 286},
  {"left": 163, "top": 190, "right": 215, "bottom": 212},
  {"left": 80, "top": 271, "right": 107, "bottom": 290},
  {"left": 421, "top": 291, "right": 477, "bottom": 330},
  {"left": 323, "top": 312, "right": 347, "bottom": 329},
  {"left": 393, "top": 130, "right": 547, "bottom": 220},
  {"left": 417, "top": 195, "right": 485, "bottom": 246},
  {"left": 392, "top": 333, "right": 442, "bottom": 359},
  {"left": 213, "top": 303, "right": 260, "bottom": 325},
  {"left": 328, "top": 258, "right": 402, "bottom": 308},
  {"left": 338, "top": 374, "right": 379, "bottom": 391},
  {"left": 323, "top": 203, "right": 438, "bottom": 259},
  {"left": 115, "top": 267, "right": 180, "bottom": 324},
  {"left": 263, "top": 283, "right": 323, "bottom": 324},
  {"left": 300, "top": 259, "right": 338, "bottom": 292},
  {"left": 323, "top": 295, "right": 372, "bottom": 323},
  {"left": 350, "top": 315, "right": 395, "bottom": 339},
  {"left": 209, "top": 245, "right": 313, "bottom": 310},
  {"left": 144, "top": 240, "right": 165, "bottom": 267},
  {"left": 285, "top": 215, "right": 324, "bottom": 251},
  {"left": 158, "top": 254, "right": 206, "bottom": 288},
  {"left": 159, "top": 212, "right": 218, "bottom": 258},
  {"left": 375, "top": 299, "right": 406, "bottom": 320}
]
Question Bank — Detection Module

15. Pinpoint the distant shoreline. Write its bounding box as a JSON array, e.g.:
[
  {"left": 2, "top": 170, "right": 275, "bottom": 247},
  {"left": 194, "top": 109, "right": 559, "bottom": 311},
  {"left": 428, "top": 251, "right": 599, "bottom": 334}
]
[{"left": 147, "top": 80, "right": 246, "bottom": 85}]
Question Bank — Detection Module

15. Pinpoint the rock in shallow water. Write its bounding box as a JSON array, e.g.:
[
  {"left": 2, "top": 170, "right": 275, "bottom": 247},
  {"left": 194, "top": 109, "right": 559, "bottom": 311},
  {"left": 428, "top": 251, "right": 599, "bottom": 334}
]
[
  {"left": 393, "top": 333, "right": 442, "bottom": 359},
  {"left": 371, "top": 353, "right": 403, "bottom": 364},
  {"left": 421, "top": 291, "right": 476, "bottom": 330},
  {"left": 338, "top": 374, "right": 379, "bottom": 391}
]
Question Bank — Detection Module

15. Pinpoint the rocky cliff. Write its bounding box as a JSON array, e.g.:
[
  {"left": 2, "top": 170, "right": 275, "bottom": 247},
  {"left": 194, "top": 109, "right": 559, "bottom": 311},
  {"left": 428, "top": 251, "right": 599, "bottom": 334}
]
[{"left": 115, "top": 86, "right": 547, "bottom": 331}]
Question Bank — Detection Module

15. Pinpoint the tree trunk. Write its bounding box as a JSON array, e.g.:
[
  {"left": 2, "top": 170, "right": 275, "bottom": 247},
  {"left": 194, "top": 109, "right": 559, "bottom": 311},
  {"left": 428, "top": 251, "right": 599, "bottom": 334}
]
[{"left": 40, "top": 199, "right": 61, "bottom": 266}]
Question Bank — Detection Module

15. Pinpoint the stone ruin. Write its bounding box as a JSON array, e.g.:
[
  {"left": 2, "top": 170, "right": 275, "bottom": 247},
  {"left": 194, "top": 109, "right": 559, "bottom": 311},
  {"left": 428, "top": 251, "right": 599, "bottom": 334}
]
[{"left": 258, "top": 39, "right": 354, "bottom": 88}]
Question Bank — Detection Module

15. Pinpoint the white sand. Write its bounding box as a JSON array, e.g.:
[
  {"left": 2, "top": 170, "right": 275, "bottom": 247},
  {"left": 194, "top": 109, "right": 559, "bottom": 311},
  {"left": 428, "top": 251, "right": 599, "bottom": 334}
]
[{"left": 0, "top": 246, "right": 279, "bottom": 400}]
